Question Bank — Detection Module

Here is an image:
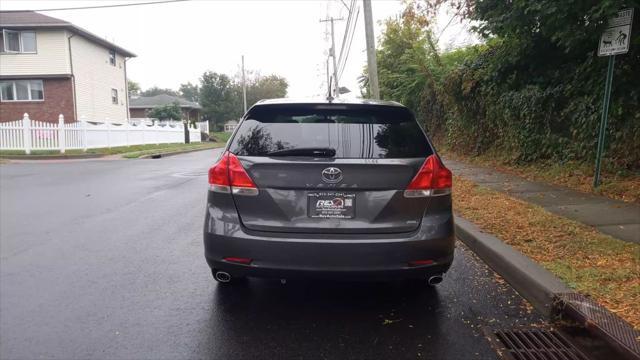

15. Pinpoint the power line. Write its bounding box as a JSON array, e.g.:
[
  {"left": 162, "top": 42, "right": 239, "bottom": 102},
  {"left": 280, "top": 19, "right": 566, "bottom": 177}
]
[
  {"left": 22, "top": 0, "right": 191, "bottom": 12},
  {"left": 436, "top": 8, "right": 463, "bottom": 43},
  {"left": 338, "top": 5, "right": 359, "bottom": 79},
  {"left": 339, "top": 5, "right": 358, "bottom": 74},
  {"left": 336, "top": 0, "right": 355, "bottom": 69}
]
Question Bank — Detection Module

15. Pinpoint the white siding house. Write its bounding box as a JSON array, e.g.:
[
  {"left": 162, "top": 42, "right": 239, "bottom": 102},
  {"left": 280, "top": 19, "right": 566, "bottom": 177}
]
[
  {"left": 70, "top": 34, "right": 129, "bottom": 122},
  {"left": 0, "top": 29, "right": 71, "bottom": 76},
  {"left": 0, "top": 11, "right": 135, "bottom": 123}
]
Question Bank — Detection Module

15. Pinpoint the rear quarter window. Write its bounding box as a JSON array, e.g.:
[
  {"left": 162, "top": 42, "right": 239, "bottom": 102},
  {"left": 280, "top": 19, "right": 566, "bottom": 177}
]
[{"left": 229, "top": 104, "right": 433, "bottom": 159}]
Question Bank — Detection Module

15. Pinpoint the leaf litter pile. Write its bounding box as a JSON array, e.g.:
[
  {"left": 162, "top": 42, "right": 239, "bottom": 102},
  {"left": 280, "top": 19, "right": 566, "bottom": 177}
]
[{"left": 453, "top": 176, "right": 640, "bottom": 329}]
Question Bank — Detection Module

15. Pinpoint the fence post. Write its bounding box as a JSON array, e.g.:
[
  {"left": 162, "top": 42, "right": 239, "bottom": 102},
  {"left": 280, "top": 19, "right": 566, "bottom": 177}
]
[
  {"left": 58, "top": 114, "right": 66, "bottom": 154},
  {"left": 81, "top": 117, "right": 88, "bottom": 152},
  {"left": 106, "top": 120, "right": 111, "bottom": 148},
  {"left": 22, "top": 113, "right": 32, "bottom": 155},
  {"left": 125, "top": 120, "right": 130, "bottom": 147},
  {"left": 141, "top": 121, "right": 145, "bottom": 144}
]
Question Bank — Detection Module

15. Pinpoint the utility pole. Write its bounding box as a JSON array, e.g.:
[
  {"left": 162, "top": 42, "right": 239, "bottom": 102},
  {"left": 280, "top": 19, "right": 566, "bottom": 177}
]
[
  {"left": 326, "top": 57, "right": 331, "bottom": 99},
  {"left": 363, "top": 0, "right": 380, "bottom": 99},
  {"left": 241, "top": 55, "right": 247, "bottom": 113},
  {"left": 320, "top": 17, "right": 343, "bottom": 98}
]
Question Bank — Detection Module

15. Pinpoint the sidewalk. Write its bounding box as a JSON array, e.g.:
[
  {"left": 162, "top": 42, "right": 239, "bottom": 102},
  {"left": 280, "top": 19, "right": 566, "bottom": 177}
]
[{"left": 444, "top": 158, "right": 640, "bottom": 244}]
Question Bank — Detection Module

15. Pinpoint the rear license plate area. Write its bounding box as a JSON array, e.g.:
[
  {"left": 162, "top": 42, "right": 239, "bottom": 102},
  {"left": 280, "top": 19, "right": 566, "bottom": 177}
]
[{"left": 308, "top": 192, "right": 355, "bottom": 219}]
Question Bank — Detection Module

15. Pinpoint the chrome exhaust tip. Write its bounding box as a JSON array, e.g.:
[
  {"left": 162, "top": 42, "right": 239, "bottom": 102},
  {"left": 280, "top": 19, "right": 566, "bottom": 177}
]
[
  {"left": 214, "top": 271, "right": 231, "bottom": 283},
  {"left": 427, "top": 275, "right": 443, "bottom": 286}
]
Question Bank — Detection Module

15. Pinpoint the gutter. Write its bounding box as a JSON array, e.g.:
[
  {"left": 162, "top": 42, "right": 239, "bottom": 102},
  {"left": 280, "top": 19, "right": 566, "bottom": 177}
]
[
  {"left": 455, "top": 216, "right": 640, "bottom": 359},
  {"left": 67, "top": 32, "right": 78, "bottom": 122},
  {"left": 124, "top": 57, "right": 130, "bottom": 121}
]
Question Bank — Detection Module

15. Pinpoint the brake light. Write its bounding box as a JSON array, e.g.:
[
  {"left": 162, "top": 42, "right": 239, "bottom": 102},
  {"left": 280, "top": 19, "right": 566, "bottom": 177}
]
[
  {"left": 404, "top": 155, "right": 452, "bottom": 198},
  {"left": 223, "top": 257, "right": 253, "bottom": 265},
  {"left": 208, "top": 154, "right": 230, "bottom": 187},
  {"left": 208, "top": 151, "right": 258, "bottom": 196},
  {"left": 408, "top": 259, "right": 434, "bottom": 267}
]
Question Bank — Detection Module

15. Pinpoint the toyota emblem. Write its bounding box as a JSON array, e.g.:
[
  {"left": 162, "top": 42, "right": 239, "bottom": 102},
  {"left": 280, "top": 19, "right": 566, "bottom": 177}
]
[{"left": 321, "top": 167, "right": 343, "bottom": 183}]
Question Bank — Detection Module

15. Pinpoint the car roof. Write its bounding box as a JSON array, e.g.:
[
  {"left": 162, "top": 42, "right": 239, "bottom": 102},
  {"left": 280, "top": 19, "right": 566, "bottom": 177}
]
[{"left": 254, "top": 98, "right": 405, "bottom": 108}]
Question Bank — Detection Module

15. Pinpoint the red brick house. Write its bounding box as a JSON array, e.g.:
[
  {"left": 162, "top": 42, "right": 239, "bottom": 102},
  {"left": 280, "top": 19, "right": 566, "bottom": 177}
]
[
  {"left": 0, "top": 11, "right": 136, "bottom": 123},
  {"left": 129, "top": 94, "right": 201, "bottom": 121}
]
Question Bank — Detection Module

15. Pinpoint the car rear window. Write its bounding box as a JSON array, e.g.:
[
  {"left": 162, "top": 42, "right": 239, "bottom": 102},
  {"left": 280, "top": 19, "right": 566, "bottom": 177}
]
[{"left": 229, "top": 104, "right": 433, "bottom": 158}]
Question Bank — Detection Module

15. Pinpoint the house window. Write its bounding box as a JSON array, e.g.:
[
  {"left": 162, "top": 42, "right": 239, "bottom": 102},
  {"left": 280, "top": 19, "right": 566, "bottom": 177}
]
[
  {"left": 0, "top": 80, "right": 44, "bottom": 101},
  {"left": 1, "top": 30, "right": 36, "bottom": 53},
  {"left": 109, "top": 49, "right": 116, "bottom": 66},
  {"left": 111, "top": 89, "right": 118, "bottom": 104}
]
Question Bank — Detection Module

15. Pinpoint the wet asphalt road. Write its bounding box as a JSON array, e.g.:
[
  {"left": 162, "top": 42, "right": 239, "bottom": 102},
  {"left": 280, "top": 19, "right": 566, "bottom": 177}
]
[{"left": 0, "top": 149, "right": 545, "bottom": 360}]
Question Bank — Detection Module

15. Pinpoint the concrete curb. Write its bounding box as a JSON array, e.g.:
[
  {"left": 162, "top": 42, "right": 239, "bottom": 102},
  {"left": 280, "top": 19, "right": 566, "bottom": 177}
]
[
  {"left": 454, "top": 216, "right": 571, "bottom": 317},
  {"left": 137, "top": 145, "right": 222, "bottom": 159},
  {"left": 0, "top": 145, "right": 221, "bottom": 161},
  {"left": 0, "top": 154, "right": 104, "bottom": 160}
]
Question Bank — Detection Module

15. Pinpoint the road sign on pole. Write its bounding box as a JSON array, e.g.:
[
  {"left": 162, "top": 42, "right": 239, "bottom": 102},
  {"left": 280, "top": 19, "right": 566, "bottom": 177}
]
[
  {"left": 593, "top": 9, "right": 634, "bottom": 188},
  {"left": 598, "top": 8, "right": 634, "bottom": 57}
]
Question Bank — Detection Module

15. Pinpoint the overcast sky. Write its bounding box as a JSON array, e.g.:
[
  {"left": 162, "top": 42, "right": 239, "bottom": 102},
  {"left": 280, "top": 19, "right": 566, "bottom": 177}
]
[{"left": 1, "top": 0, "right": 477, "bottom": 98}]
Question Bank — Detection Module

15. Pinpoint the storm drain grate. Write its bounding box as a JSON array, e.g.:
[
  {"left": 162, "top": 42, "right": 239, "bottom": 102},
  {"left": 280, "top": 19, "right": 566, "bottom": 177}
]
[
  {"left": 484, "top": 327, "right": 590, "bottom": 360},
  {"left": 555, "top": 292, "right": 640, "bottom": 359}
]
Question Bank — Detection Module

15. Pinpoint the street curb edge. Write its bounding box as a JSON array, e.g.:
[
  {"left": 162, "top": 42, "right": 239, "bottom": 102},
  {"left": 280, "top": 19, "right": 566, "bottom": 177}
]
[
  {"left": 0, "top": 154, "right": 105, "bottom": 160},
  {"left": 137, "top": 145, "right": 223, "bottom": 159},
  {"left": 454, "top": 215, "right": 571, "bottom": 317}
]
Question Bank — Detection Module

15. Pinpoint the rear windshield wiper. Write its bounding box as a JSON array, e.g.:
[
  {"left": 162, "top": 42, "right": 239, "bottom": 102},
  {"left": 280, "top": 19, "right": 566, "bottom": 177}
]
[{"left": 266, "top": 147, "right": 336, "bottom": 157}]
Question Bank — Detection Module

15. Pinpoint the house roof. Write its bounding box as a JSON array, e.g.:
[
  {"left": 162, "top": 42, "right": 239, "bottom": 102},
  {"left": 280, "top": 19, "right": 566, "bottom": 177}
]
[
  {"left": 0, "top": 11, "right": 136, "bottom": 57},
  {"left": 129, "top": 94, "right": 202, "bottom": 110},
  {"left": 225, "top": 120, "right": 239, "bottom": 126}
]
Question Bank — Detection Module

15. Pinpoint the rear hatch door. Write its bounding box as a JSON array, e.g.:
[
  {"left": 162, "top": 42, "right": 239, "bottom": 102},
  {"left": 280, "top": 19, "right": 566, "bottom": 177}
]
[{"left": 229, "top": 104, "right": 434, "bottom": 234}]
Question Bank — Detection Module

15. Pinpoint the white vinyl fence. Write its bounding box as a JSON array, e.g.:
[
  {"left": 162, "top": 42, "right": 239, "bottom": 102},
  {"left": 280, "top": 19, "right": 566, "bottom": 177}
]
[
  {"left": 198, "top": 120, "right": 210, "bottom": 135},
  {"left": 0, "top": 113, "right": 203, "bottom": 154}
]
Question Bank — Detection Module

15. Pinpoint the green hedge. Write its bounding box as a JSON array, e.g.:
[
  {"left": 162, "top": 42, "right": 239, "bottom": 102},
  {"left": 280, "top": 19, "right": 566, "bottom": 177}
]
[{"left": 375, "top": 2, "right": 640, "bottom": 171}]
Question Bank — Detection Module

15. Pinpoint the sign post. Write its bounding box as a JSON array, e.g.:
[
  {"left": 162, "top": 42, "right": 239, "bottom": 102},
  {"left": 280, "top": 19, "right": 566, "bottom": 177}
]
[{"left": 594, "top": 8, "right": 633, "bottom": 187}]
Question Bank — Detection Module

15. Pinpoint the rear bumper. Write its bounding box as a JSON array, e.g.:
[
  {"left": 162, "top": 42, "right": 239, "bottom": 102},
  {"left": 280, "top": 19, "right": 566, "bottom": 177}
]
[
  {"left": 207, "top": 257, "right": 453, "bottom": 281},
  {"left": 203, "top": 203, "right": 455, "bottom": 280}
]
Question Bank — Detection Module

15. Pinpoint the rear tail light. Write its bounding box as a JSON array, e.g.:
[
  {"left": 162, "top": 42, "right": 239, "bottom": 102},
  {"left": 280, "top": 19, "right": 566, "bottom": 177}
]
[
  {"left": 208, "top": 151, "right": 258, "bottom": 196},
  {"left": 408, "top": 259, "right": 434, "bottom": 267},
  {"left": 404, "top": 154, "right": 452, "bottom": 198},
  {"left": 223, "top": 257, "right": 253, "bottom": 265}
]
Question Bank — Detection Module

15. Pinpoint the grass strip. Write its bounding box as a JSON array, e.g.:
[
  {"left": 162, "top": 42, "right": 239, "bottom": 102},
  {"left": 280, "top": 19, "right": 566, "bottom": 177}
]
[
  {"left": 0, "top": 142, "right": 222, "bottom": 157},
  {"left": 453, "top": 175, "right": 640, "bottom": 329},
  {"left": 209, "top": 131, "right": 232, "bottom": 143},
  {"left": 121, "top": 143, "right": 223, "bottom": 158}
]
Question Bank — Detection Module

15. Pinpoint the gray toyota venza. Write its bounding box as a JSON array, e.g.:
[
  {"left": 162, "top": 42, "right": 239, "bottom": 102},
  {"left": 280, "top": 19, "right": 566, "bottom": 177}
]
[{"left": 203, "top": 99, "right": 454, "bottom": 285}]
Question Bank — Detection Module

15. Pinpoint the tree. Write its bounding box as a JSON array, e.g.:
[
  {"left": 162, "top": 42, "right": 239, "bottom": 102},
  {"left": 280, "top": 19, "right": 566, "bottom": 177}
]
[
  {"left": 245, "top": 74, "right": 288, "bottom": 108},
  {"left": 140, "top": 86, "right": 179, "bottom": 97},
  {"left": 147, "top": 102, "right": 182, "bottom": 120},
  {"left": 199, "top": 72, "right": 237, "bottom": 130},
  {"left": 179, "top": 82, "right": 200, "bottom": 102},
  {"left": 373, "top": 0, "right": 640, "bottom": 169},
  {"left": 128, "top": 80, "right": 141, "bottom": 97},
  {"left": 198, "top": 70, "right": 289, "bottom": 130},
  {"left": 373, "top": 7, "right": 437, "bottom": 113}
]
